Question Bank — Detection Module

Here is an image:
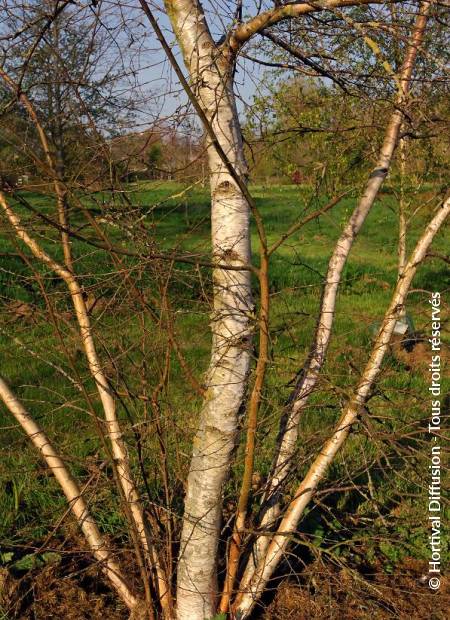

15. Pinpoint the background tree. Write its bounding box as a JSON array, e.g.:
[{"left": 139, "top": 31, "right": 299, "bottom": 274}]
[{"left": 1, "top": 0, "right": 134, "bottom": 187}]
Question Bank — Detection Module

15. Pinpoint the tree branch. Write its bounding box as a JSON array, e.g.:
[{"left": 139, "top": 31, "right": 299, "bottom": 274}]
[
  {"left": 234, "top": 196, "right": 450, "bottom": 618},
  {"left": 228, "top": 0, "right": 405, "bottom": 54},
  {"left": 260, "top": 29, "right": 350, "bottom": 92},
  {"left": 0, "top": 375, "right": 139, "bottom": 611}
]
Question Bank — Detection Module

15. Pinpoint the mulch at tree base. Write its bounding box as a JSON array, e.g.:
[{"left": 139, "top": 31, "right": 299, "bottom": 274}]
[
  {"left": 263, "top": 559, "right": 449, "bottom": 619},
  {"left": 0, "top": 556, "right": 129, "bottom": 619},
  {"left": 1, "top": 555, "right": 447, "bottom": 619}
]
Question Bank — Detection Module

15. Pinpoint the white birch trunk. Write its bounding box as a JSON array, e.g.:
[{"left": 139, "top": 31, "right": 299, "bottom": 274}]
[
  {"left": 242, "top": 2, "right": 431, "bottom": 584},
  {"left": 0, "top": 192, "right": 170, "bottom": 611},
  {"left": 0, "top": 376, "right": 138, "bottom": 611},
  {"left": 235, "top": 195, "right": 449, "bottom": 618},
  {"left": 163, "top": 3, "right": 253, "bottom": 618}
]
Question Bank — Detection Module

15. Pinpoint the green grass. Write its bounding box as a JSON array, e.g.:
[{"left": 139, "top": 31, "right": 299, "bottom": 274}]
[{"left": 0, "top": 181, "right": 448, "bottom": 570}]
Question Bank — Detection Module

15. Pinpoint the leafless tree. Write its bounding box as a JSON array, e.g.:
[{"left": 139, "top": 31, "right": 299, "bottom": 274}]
[{"left": 0, "top": 1, "right": 447, "bottom": 619}]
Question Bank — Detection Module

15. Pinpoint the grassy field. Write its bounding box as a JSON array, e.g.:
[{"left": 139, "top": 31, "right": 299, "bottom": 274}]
[{"left": 0, "top": 181, "right": 448, "bottom": 605}]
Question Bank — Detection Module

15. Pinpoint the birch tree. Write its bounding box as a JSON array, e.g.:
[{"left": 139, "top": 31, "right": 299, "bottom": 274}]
[
  {"left": 0, "top": 1, "right": 447, "bottom": 619},
  {"left": 148, "top": 2, "right": 437, "bottom": 617},
  {"left": 241, "top": 2, "right": 432, "bottom": 581}
]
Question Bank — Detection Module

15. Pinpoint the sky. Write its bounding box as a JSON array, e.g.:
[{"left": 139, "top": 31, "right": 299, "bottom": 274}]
[{"left": 110, "top": 0, "right": 270, "bottom": 130}]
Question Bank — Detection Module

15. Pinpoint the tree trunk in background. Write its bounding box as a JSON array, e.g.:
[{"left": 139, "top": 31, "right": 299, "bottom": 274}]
[
  {"left": 164, "top": 2, "right": 253, "bottom": 618},
  {"left": 398, "top": 134, "right": 407, "bottom": 279}
]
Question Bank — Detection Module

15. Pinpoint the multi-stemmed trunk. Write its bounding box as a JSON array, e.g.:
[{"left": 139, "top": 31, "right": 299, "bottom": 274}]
[
  {"left": 234, "top": 194, "right": 449, "bottom": 617},
  {"left": 241, "top": 2, "right": 431, "bottom": 584},
  {"left": 1, "top": 2, "right": 438, "bottom": 619}
]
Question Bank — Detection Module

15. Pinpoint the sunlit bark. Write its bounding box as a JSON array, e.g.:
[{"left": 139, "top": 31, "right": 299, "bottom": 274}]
[
  {"left": 241, "top": 3, "right": 431, "bottom": 585},
  {"left": 162, "top": 2, "right": 253, "bottom": 618},
  {"left": 0, "top": 376, "right": 139, "bottom": 611},
  {"left": 0, "top": 191, "right": 169, "bottom": 614},
  {"left": 234, "top": 195, "right": 449, "bottom": 618}
]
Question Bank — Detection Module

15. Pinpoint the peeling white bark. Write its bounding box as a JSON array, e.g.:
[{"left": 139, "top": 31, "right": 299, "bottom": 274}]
[
  {"left": 241, "top": 2, "right": 431, "bottom": 586},
  {"left": 162, "top": 3, "right": 253, "bottom": 619},
  {"left": 176, "top": 105, "right": 252, "bottom": 620},
  {"left": 0, "top": 192, "right": 169, "bottom": 607}
]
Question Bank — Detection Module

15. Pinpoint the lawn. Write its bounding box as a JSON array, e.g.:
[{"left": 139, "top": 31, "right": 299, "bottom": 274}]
[{"left": 0, "top": 181, "right": 448, "bottom": 581}]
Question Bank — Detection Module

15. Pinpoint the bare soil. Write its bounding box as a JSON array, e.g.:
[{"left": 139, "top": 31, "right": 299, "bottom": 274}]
[
  {"left": 263, "top": 559, "right": 449, "bottom": 620},
  {"left": 1, "top": 555, "right": 447, "bottom": 619}
]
